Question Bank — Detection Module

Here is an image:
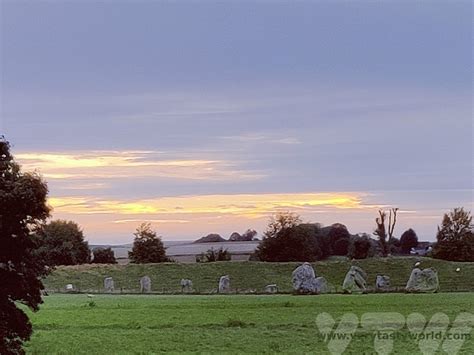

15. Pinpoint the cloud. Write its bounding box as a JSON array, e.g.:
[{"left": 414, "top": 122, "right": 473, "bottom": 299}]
[
  {"left": 16, "top": 150, "right": 264, "bottom": 182},
  {"left": 220, "top": 133, "right": 301, "bottom": 145},
  {"left": 48, "top": 192, "right": 372, "bottom": 218}
]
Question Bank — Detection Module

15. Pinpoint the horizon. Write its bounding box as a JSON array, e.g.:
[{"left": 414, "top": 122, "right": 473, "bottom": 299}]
[{"left": 1, "top": 1, "right": 472, "bottom": 244}]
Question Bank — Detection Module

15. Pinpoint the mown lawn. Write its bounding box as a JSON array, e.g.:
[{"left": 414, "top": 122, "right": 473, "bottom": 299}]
[{"left": 25, "top": 293, "right": 473, "bottom": 354}]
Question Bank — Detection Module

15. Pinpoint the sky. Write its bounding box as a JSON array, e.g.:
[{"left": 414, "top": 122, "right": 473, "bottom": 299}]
[{"left": 1, "top": 1, "right": 472, "bottom": 244}]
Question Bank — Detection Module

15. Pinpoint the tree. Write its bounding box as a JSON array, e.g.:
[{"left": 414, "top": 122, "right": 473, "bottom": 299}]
[
  {"left": 264, "top": 211, "right": 302, "bottom": 238},
  {"left": 328, "top": 224, "right": 350, "bottom": 256},
  {"left": 256, "top": 224, "right": 322, "bottom": 262},
  {"left": 347, "top": 234, "right": 374, "bottom": 259},
  {"left": 374, "top": 208, "right": 398, "bottom": 257},
  {"left": 0, "top": 138, "right": 51, "bottom": 354},
  {"left": 433, "top": 208, "right": 474, "bottom": 262},
  {"left": 35, "top": 220, "right": 91, "bottom": 266},
  {"left": 129, "top": 223, "right": 169, "bottom": 263},
  {"left": 400, "top": 229, "right": 418, "bottom": 254},
  {"left": 196, "top": 247, "right": 231, "bottom": 262},
  {"left": 92, "top": 247, "right": 117, "bottom": 264}
]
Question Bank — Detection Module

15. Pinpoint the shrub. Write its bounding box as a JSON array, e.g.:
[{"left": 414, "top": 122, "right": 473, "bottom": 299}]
[
  {"left": 255, "top": 224, "right": 322, "bottom": 262},
  {"left": 196, "top": 247, "right": 231, "bottom": 262},
  {"left": 92, "top": 247, "right": 117, "bottom": 264},
  {"left": 328, "top": 224, "right": 350, "bottom": 256},
  {"left": 400, "top": 229, "right": 418, "bottom": 254},
  {"left": 347, "top": 234, "right": 374, "bottom": 259}
]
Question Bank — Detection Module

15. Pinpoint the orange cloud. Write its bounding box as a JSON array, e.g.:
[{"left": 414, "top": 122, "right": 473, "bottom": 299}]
[{"left": 48, "top": 192, "right": 369, "bottom": 218}]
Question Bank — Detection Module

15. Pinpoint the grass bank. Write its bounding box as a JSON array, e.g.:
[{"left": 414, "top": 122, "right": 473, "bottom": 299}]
[{"left": 43, "top": 256, "right": 474, "bottom": 294}]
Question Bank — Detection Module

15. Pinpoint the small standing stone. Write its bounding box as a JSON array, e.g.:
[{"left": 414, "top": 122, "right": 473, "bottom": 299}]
[
  {"left": 180, "top": 279, "right": 193, "bottom": 293},
  {"left": 104, "top": 277, "right": 114, "bottom": 293},
  {"left": 264, "top": 284, "right": 278, "bottom": 293},
  {"left": 218, "top": 275, "right": 230, "bottom": 293},
  {"left": 375, "top": 275, "right": 391, "bottom": 291},
  {"left": 342, "top": 266, "right": 368, "bottom": 294},
  {"left": 140, "top": 276, "right": 152, "bottom": 293}
]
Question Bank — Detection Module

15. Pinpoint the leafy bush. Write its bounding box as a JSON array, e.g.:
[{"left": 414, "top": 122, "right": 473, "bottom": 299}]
[
  {"left": 328, "top": 224, "right": 350, "bottom": 256},
  {"left": 255, "top": 224, "right": 322, "bottom": 262},
  {"left": 347, "top": 234, "right": 375, "bottom": 259},
  {"left": 92, "top": 247, "right": 117, "bottom": 264},
  {"left": 400, "top": 229, "right": 418, "bottom": 254},
  {"left": 196, "top": 247, "right": 231, "bottom": 262}
]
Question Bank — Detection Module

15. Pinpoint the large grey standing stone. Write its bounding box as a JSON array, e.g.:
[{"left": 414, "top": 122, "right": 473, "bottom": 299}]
[
  {"left": 218, "top": 275, "right": 230, "bottom": 293},
  {"left": 292, "top": 262, "right": 328, "bottom": 294},
  {"left": 375, "top": 275, "right": 391, "bottom": 291},
  {"left": 264, "top": 284, "right": 278, "bottom": 293},
  {"left": 405, "top": 268, "right": 439, "bottom": 293},
  {"left": 180, "top": 279, "right": 193, "bottom": 293},
  {"left": 342, "top": 266, "right": 368, "bottom": 294},
  {"left": 104, "top": 277, "right": 114, "bottom": 293},
  {"left": 140, "top": 276, "right": 152, "bottom": 293}
]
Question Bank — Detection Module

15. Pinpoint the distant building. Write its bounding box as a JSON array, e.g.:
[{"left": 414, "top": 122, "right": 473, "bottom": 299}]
[{"left": 410, "top": 242, "right": 433, "bottom": 256}]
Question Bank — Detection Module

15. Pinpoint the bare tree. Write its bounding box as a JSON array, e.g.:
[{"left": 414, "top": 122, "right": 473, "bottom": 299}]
[{"left": 374, "top": 208, "right": 398, "bottom": 256}]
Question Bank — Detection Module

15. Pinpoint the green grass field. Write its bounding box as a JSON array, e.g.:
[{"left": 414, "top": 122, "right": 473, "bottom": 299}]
[
  {"left": 44, "top": 257, "right": 474, "bottom": 294},
  {"left": 25, "top": 293, "right": 473, "bottom": 354}
]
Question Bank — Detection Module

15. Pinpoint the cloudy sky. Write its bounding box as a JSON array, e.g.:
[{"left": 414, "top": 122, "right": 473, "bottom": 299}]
[{"left": 1, "top": 1, "right": 472, "bottom": 244}]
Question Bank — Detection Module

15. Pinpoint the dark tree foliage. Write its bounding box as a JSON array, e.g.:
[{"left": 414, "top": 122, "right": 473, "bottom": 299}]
[
  {"left": 433, "top": 208, "right": 474, "bottom": 262},
  {"left": 302, "top": 223, "right": 332, "bottom": 259},
  {"left": 255, "top": 224, "right": 322, "bottom": 262},
  {"left": 333, "top": 237, "right": 350, "bottom": 256},
  {"left": 264, "top": 212, "right": 302, "bottom": 238},
  {"left": 328, "top": 224, "right": 350, "bottom": 256},
  {"left": 129, "top": 223, "right": 169, "bottom": 263},
  {"left": 400, "top": 229, "right": 418, "bottom": 254},
  {"left": 92, "top": 247, "right": 117, "bottom": 264},
  {"left": 347, "top": 234, "right": 374, "bottom": 259},
  {"left": 35, "top": 220, "right": 91, "bottom": 266},
  {"left": 196, "top": 247, "right": 231, "bottom": 262},
  {"left": 0, "top": 138, "right": 50, "bottom": 354}
]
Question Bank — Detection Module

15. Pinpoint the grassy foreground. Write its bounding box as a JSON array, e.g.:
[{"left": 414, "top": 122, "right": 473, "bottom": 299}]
[
  {"left": 25, "top": 293, "right": 473, "bottom": 354},
  {"left": 44, "top": 257, "right": 474, "bottom": 294}
]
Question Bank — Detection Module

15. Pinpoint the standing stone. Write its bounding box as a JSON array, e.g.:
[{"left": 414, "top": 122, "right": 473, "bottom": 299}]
[
  {"left": 180, "top": 279, "right": 193, "bottom": 292},
  {"left": 140, "top": 276, "right": 152, "bottom": 293},
  {"left": 104, "top": 277, "right": 114, "bottom": 293},
  {"left": 405, "top": 268, "right": 439, "bottom": 293},
  {"left": 342, "top": 266, "right": 368, "bottom": 294},
  {"left": 375, "top": 275, "right": 391, "bottom": 291},
  {"left": 314, "top": 277, "right": 329, "bottom": 294},
  {"left": 264, "top": 284, "right": 278, "bottom": 293},
  {"left": 292, "top": 262, "right": 328, "bottom": 294},
  {"left": 218, "top": 275, "right": 230, "bottom": 293}
]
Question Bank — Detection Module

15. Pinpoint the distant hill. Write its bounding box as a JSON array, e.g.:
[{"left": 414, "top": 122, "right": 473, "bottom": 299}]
[{"left": 194, "top": 234, "right": 227, "bottom": 243}]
